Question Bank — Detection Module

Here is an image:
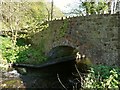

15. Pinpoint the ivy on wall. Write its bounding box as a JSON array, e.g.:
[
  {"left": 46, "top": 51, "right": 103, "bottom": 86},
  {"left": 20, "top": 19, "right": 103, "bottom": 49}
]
[{"left": 59, "top": 20, "right": 69, "bottom": 38}]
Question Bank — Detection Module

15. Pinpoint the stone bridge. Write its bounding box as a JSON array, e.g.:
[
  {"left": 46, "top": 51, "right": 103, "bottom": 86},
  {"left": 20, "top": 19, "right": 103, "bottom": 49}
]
[{"left": 31, "top": 14, "right": 119, "bottom": 66}]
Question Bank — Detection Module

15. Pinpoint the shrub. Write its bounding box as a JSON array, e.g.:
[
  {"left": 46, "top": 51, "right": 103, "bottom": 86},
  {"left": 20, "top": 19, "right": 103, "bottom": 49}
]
[
  {"left": 82, "top": 65, "right": 120, "bottom": 89},
  {"left": 0, "top": 36, "right": 47, "bottom": 64},
  {"left": 0, "top": 36, "right": 17, "bottom": 63}
]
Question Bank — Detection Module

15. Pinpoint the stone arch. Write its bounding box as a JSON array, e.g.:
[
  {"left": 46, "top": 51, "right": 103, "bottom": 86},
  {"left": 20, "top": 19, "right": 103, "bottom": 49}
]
[{"left": 47, "top": 45, "right": 78, "bottom": 59}]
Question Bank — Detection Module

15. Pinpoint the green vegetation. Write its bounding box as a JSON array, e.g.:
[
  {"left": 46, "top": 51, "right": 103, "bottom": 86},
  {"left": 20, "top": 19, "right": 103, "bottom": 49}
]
[
  {"left": 59, "top": 20, "right": 69, "bottom": 37},
  {"left": 81, "top": 65, "right": 120, "bottom": 89},
  {"left": 1, "top": 1, "right": 64, "bottom": 46},
  {"left": 0, "top": 1, "right": 64, "bottom": 65},
  {"left": 0, "top": 36, "right": 16, "bottom": 63},
  {"left": 82, "top": 1, "right": 108, "bottom": 15},
  {"left": 68, "top": 0, "right": 109, "bottom": 15},
  {"left": 0, "top": 36, "right": 47, "bottom": 64},
  {"left": 0, "top": 1, "right": 120, "bottom": 89}
]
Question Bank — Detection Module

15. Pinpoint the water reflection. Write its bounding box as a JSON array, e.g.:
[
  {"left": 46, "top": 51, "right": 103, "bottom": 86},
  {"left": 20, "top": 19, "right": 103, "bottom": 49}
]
[{"left": 1, "top": 68, "right": 72, "bottom": 89}]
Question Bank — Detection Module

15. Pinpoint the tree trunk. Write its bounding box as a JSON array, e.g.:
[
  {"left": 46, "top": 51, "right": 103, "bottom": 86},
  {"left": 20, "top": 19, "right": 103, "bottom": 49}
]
[{"left": 51, "top": 0, "right": 53, "bottom": 20}]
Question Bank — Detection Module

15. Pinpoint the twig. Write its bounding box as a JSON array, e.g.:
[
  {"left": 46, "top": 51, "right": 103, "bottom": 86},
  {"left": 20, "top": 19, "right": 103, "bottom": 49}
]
[
  {"left": 57, "top": 73, "right": 67, "bottom": 90},
  {"left": 75, "top": 64, "right": 84, "bottom": 87},
  {"left": 75, "top": 64, "right": 82, "bottom": 80}
]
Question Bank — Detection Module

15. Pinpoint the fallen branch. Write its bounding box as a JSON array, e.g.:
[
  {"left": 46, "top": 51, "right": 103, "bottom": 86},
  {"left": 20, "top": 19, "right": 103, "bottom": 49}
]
[{"left": 57, "top": 73, "right": 67, "bottom": 90}]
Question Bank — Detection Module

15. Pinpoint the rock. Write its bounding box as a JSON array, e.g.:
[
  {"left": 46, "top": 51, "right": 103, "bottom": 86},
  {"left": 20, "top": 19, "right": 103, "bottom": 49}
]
[
  {"left": 3, "top": 70, "right": 20, "bottom": 78},
  {"left": 75, "top": 53, "right": 92, "bottom": 73}
]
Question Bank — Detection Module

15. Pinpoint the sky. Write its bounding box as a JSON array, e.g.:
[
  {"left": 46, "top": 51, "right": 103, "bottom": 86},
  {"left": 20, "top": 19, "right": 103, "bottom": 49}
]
[{"left": 47, "top": 0, "right": 79, "bottom": 12}]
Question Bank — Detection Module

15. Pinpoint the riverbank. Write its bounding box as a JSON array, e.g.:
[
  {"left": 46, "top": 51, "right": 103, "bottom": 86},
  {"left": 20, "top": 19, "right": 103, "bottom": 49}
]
[{"left": 0, "top": 66, "right": 71, "bottom": 89}]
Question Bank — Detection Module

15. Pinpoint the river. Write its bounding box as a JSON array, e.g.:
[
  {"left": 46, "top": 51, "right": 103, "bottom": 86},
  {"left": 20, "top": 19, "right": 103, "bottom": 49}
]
[{"left": 1, "top": 67, "right": 76, "bottom": 89}]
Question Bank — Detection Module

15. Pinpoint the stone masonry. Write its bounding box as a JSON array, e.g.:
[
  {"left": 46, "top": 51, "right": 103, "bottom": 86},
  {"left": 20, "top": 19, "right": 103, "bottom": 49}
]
[{"left": 32, "top": 14, "right": 120, "bottom": 66}]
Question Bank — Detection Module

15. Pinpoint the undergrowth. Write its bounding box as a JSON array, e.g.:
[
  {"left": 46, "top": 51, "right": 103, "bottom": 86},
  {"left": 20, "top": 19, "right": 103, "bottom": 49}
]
[
  {"left": 81, "top": 65, "right": 120, "bottom": 89},
  {"left": 0, "top": 36, "right": 47, "bottom": 64}
]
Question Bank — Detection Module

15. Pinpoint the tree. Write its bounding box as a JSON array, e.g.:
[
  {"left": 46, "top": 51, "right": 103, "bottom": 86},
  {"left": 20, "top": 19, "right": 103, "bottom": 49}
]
[
  {"left": 45, "top": 0, "right": 64, "bottom": 20},
  {"left": 1, "top": 1, "right": 48, "bottom": 45},
  {"left": 66, "top": 0, "right": 109, "bottom": 16},
  {"left": 51, "top": 0, "right": 54, "bottom": 20},
  {"left": 67, "top": 0, "right": 119, "bottom": 16},
  {"left": 82, "top": 1, "right": 108, "bottom": 15},
  {"left": 1, "top": 0, "right": 64, "bottom": 46},
  {"left": 107, "top": 0, "right": 119, "bottom": 14},
  {"left": 1, "top": 2, "right": 29, "bottom": 45}
]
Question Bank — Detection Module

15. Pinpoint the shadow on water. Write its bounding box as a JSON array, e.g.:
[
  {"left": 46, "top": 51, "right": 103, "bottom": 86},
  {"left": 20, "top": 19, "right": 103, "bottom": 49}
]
[
  {"left": 12, "top": 59, "right": 77, "bottom": 89},
  {"left": 1, "top": 66, "right": 75, "bottom": 89}
]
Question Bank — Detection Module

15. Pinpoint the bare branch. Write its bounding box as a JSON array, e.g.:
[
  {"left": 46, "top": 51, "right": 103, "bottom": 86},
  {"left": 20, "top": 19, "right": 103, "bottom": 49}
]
[{"left": 57, "top": 73, "right": 67, "bottom": 90}]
